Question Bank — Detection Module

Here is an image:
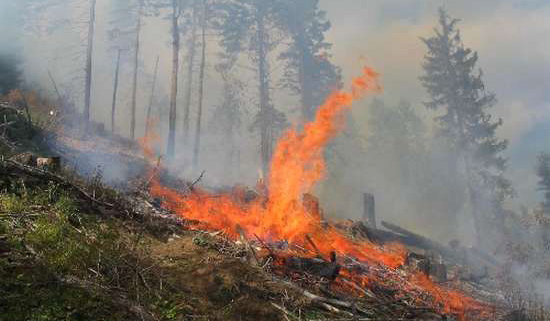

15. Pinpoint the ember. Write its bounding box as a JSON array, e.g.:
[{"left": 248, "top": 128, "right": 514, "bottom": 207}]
[{"left": 140, "top": 67, "right": 495, "bottom": 320}]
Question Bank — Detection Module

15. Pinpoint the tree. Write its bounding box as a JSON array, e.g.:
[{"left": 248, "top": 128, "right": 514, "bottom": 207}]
[
  {"left": 182, "top": 0, "right": 199, "bottom": 147},
  {"left": 0, "top": 53, "right": 21, "bottom": 96},
  {"left": 536, "top": 153, "right": 550, "bottom": 213},
  {"left": 208, "top": 68, "right": 244, "bottom": 182},
  {"left": 167, "top": 0, "right": 186, "bottom": 158},
  {"left": 110, "top": 49, "right": 122, "bottom": 133},
  {"left": 83, "top": 0, "right": 97, "bottom": 130},
  {"left": 145, "top": 56, "right": 160, "bottom": 135},
  {"left": 367, "top": 99, "right": 427, "bottom": 186},
  {"left": 278, "top": 0, "right": 342, "bottom": 123},
  {"left": 420, "top": 8, "right": 512, "bottom": 245},
  {"left": 217, "top": 0, "right": 287, "bottom": 176},
  {"left": 23, "top": 0, "right": 98, "bottom": 129},
  {"left": 108, "top": 0, "right": 145, "bottom": 138},
  {"left": 192, "top": 0, "right": 209, "bottom": 167}
]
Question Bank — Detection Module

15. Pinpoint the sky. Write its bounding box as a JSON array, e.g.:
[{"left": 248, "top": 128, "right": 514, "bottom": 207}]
[{"left": 320, "top": 0, "right": 550, "bottom": 206}]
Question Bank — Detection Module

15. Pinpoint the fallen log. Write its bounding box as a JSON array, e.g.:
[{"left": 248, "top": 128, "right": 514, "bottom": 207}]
[
  {"left": 381, "top": 221, "right": 468, "bottom": 264},
  {"left": 381, "top": 221, "right": 499, "bottom": 268},
  {"left": 1, "top": 159, "right": 114, "bottom": 208},
  {"left": 284, "top": 256, "right": 340, "bottom": 281}
]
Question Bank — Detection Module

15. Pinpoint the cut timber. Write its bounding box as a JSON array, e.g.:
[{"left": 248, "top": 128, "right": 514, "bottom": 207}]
[
  {"left": 362, "top": 193, "right": 376, "bottom": 228},
  {"left": 284, "top": 256, "right": 340, "bottom": 281}
]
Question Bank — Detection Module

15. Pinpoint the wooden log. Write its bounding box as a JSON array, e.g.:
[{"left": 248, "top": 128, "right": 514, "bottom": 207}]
[
  {"left": 284, "top": 256, "right": 341, "bottom": 280},
  {"left": 362, "top": 193, "right": 376, "bottom": 228}
]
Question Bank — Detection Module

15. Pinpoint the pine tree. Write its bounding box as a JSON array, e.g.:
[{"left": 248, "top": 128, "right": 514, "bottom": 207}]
[
  {"left": 108, "top": 0, "right": 144, "bottom": 136},
  {"left": 278, "top": 0, "right": 342, "bottom": 123},
  {"left": 420, "top": 8, "right": 512, "bottom": 245},
  {"left": 216, "top": 0, "right": 287, "bottom": 177},
  {"left": 536, "top": 153, "right": 550, "bottom": 213}
]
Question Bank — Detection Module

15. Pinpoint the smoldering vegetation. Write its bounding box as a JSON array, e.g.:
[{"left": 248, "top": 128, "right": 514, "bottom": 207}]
[{"left": 1, "top": 0, "right": 550, "bottom": 315}]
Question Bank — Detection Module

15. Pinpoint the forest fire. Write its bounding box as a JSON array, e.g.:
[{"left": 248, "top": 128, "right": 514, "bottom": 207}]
[{"left": 140, "top": 67, "right": 494, "bottom": 320}]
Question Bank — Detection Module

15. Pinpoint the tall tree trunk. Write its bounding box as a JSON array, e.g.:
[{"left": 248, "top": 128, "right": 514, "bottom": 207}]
[
  {"left": 295, "top": 29, "right": 312, "bottom": 124},
  {"left": 182, "top": 0, "right": 198, "bottom": 147},
  {"left": 130, "top": 14, "right": 142, "bottom": 140},
  {"left": 110, "top": 49, "right": 122, "bottom": 133},
  {"left": 167, "top": 0, "right": 181, "bottom": 158},
  {"left": 256, "top": 8, "right": 271, "bottom": 178},
  {"left": 192, "top": 0, "right": 207, "bottom": 168},
  {"left": 83, "top": 0, "right": 96, "bottom": 130},
  {"left": 145, "top": 56, "right": 160, "bottom": 136}
]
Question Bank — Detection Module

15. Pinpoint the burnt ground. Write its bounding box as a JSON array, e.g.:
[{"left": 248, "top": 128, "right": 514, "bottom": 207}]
[{"left": 0, "top": 103, "right": 526, "bottom": 321}]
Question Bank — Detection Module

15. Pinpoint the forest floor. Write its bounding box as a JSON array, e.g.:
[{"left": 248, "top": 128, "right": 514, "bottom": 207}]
[{"left": 0, "top": 100, "right": 533, "bottom": 321}]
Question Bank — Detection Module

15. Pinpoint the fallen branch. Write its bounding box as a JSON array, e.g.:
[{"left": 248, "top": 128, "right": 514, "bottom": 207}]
[
  {"left": 271, "top": 302, "right": 299, "bottom": 321},
  {"left": 2, "top": 159, "right": 114, "bottom": 209},
  {"left": 188, "top": 170, "right": 205, "bottom": 190},
  {"left": 280, "top": 279, "right": 353, "bottom": 310}
]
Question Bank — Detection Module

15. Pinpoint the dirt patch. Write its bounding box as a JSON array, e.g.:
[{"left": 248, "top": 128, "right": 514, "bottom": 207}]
[{"left": 150, "top": 233, "right": 284, "bottom": 321}]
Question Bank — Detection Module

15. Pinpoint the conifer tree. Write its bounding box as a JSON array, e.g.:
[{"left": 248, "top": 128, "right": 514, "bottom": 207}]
[{"left": 421, "top": 8, "right": 512, "bottom": 245}]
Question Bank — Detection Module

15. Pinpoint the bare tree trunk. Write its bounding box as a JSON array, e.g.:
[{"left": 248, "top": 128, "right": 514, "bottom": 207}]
[
  {"left": 110, "top": 49, "right": 122, "bottom": 133},
  {"left": 83, "top": 0, "right": 96, "bottom": 130},
  {"left": 167, "top": 0, "right": 181, "bottom": 158},
  {"left": 294, "top": 29, "right": 312, "bottom": 125},
  {"left": 130, "top": 14, "right": 142, "bottom": 140},
  {"left": 182, "top": 0, "right": 198, "bottom": 147},
  {"left": 256, "top": 8, "right": 272, "bottom": 178},
  {"left": 192, "top": 0, "right": 207, "bottom": 168},
  {"left": 145, "top": 56, "right": 160, "bottom": 136}
]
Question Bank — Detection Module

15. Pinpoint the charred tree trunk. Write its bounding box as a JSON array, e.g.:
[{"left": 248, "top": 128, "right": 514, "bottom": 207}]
[
  {"left": 145, "top": 56, "right": 160, "bottom": 136},
  {"left": 192, "top": 0, "right": 207, "bottom": 168},
  {"left": 130, "top": 14, "right": 142, "bottom": 140},
  {"left": 362, "top": 193, "right": 376, "bottom": 228},
  {"left": 83, "top": 0, "right": 96, "bottom": 130},
  {"left": 182, "top": 0, "right": 198, "bottom": 147},
  {"left": 167, "top": 0, "right": 181, "bottom": 159},
  {"left": 110, "top": 49, "right": 122, "bottom": 133}
]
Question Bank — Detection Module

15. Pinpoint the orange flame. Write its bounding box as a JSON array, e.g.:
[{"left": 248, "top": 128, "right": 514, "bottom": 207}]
[{"left": 141, "top": 66, "right": 493, "bottom": 319}]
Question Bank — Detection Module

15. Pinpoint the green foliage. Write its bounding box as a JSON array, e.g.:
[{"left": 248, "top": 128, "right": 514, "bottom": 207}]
[
  {"left": 278, "top": 0, "right": 342, "bottom": 120},
  {"left": 0, "top": 193, "right": 27, "bottom": 213},
  {"left": 420, "top": 8, "right": 512, "bottom": 200}
]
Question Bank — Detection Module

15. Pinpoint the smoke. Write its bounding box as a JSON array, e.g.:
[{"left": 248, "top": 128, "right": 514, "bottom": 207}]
[{"left": 2, "top": 2, "right": 550, "bottom": 303}]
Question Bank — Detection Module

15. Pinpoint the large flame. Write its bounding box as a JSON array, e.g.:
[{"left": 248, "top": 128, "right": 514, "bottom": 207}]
[{"left": 140, "top": 66, "right": 493, "bottom": 319}]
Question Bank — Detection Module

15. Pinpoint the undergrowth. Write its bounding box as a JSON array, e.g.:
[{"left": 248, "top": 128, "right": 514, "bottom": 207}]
[{"left": 0, "top": 181, "right": 189, "bottom": 321}]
